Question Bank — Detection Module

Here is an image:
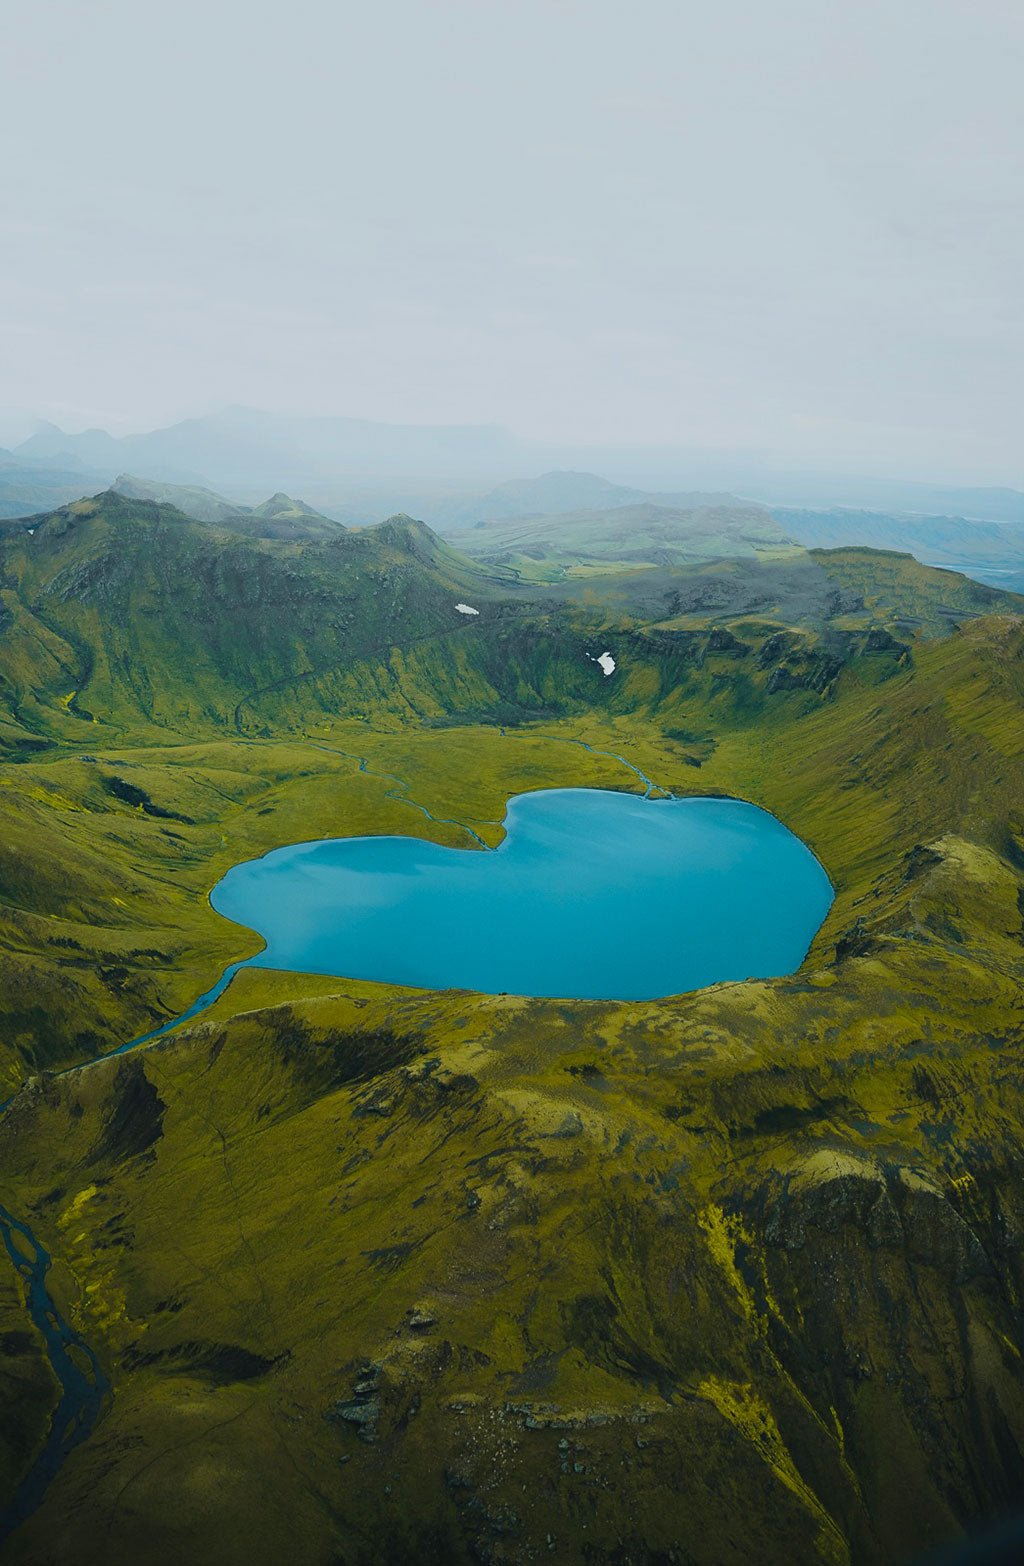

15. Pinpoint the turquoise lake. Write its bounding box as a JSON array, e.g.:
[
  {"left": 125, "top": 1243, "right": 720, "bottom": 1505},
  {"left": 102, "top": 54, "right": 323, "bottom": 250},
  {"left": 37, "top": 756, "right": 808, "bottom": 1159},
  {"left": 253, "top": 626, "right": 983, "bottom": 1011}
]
[{"left": 209, "top": 788, "right": 833, "bottom": 1002}]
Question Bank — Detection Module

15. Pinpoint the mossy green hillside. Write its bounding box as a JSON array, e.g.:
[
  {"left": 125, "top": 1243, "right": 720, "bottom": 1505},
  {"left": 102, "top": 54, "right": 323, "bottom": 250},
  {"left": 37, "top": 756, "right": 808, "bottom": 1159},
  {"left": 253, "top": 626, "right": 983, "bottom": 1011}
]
[
  {"left": 0, "top": 494, "right": 522, "bottom": 745},
  {"left": 7, "top": 497, "right": 1012, "bottom": 1093},
  {"left": 3, "top": 897, "right": 1024, "bottom": 1565},
  {"left": 3, "top": 496, "right": 1024, "bottom": 1563},
  {"left": 0, "top": 606, "right": 1001, "bottom": 1095},
  {"left": 3, "top": 492, "right": 1020, "bottom": 754}
]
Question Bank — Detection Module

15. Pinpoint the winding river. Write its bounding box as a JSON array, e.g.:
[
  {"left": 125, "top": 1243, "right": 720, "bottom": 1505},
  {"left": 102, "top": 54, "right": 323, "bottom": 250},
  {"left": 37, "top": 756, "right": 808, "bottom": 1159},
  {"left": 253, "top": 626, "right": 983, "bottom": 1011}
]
[{"left": 0, "top": 1208, "right": 110, "bottom": 1547}]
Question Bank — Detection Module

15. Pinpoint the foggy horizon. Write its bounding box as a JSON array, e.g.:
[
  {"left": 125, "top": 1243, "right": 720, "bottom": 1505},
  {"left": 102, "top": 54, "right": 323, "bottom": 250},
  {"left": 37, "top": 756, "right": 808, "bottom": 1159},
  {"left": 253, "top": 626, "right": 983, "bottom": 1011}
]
[{"left": 3, "top": 0, "right": 1022, "bottom": 488}]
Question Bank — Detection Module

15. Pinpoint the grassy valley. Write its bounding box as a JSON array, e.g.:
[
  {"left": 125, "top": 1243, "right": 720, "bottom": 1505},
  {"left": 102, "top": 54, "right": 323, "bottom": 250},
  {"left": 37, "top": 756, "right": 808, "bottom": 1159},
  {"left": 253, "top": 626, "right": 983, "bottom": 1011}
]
[{"left": 2, "top": 493, "right": 1024, "bottom": 1563}]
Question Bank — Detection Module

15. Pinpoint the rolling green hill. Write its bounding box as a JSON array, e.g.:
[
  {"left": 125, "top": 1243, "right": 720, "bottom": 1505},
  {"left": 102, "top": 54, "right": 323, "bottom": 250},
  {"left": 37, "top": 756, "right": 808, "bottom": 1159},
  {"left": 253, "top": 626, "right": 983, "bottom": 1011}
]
[
  {"left": 2, "top": 492, "right": 1024, "bottom": 1564},
  {"left": 444, "top": 497, "right": 797, "bottom": 578}
]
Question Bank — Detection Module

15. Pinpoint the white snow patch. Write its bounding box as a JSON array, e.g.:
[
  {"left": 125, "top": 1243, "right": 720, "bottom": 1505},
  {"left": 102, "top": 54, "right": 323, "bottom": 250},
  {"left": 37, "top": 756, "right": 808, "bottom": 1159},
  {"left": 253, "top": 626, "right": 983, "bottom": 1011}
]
[
  {"left": 27, "top": 528, "right": 34, "bottom": 536},
  {"left": 455, "top": 602, "right": 480, "bottom": 616}
]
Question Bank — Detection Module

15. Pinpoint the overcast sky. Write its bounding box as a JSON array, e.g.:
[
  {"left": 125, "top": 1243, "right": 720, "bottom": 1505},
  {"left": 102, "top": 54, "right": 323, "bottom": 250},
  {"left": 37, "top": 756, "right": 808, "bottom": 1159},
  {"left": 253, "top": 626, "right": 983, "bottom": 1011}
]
[{"left": 1, "top": 0, "right": 1022, "bottom": 482}]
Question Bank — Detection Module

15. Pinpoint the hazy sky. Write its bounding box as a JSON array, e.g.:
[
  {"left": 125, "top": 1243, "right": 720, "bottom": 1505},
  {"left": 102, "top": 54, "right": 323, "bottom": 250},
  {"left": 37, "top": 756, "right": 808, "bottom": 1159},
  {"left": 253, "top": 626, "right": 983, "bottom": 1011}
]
[{"left": 2, "top": 0, "right": 1022, "bottom": 482}]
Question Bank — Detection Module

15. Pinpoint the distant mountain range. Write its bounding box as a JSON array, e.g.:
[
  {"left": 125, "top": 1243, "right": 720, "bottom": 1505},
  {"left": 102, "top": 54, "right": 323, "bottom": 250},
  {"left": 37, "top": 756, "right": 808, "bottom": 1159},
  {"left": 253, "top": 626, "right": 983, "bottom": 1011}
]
[
  {"left": 14, "top": 407, "right": 531, "bottom": 490},
  {"left": 439, "top": 472, "right": 1024, "bottom": 592},
  {"left": 0, "top": 448, "right": 104, "bottom": 518},
  {"left": 5, "top": 409, "right": 1024, "bottom": 526},
  {"left": 738, "top": 472, "right": 1024, "bottom": 525},
  {"left": 437, "top": 469, "right": 748, "bottom": 531},
  {"left": 774, "top": 507, "right": 1024, "bottom": 594},
  {"left": 444, "top": 469, "right": 644, "bottom": 525},
  {"left": 7, "top": 443, "right": 1024, "bottom": 598}
]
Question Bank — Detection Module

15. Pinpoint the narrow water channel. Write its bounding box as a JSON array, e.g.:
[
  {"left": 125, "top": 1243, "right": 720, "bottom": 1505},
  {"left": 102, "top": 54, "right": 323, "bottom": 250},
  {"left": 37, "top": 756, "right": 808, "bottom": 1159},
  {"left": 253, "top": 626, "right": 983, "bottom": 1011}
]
[{"left": 0, "top": 1206, "right": 110, "bottom": 1547}]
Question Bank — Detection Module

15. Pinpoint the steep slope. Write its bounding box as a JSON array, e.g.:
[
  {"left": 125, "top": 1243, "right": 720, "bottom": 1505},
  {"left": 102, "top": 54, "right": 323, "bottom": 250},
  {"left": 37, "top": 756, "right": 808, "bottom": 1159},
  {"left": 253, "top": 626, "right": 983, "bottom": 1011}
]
[
  {"left": 807, "top": 546, "right": 1024, "bottom": 634},
  {"left": 5, "top": 492, "right": 1022, "bottom": 757},
  {"left": 242, "top": 492, "right": 345, "bottom": 539},
  {"left": 0, "top": 494, "right": 516, "bottom": 746},
  {"left": 249, "top": 491, "right": 331, "bottom": 523}
]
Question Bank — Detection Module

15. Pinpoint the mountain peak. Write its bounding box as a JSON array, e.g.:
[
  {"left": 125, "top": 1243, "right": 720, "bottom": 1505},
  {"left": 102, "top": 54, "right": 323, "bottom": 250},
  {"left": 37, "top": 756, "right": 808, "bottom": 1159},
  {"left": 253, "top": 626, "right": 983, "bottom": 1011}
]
[
  {"left": 370, "top": 513, "right": 443, "bottom": 556},
  {"left": 250, "top": 492, "right": 334, "bottom": 522}
]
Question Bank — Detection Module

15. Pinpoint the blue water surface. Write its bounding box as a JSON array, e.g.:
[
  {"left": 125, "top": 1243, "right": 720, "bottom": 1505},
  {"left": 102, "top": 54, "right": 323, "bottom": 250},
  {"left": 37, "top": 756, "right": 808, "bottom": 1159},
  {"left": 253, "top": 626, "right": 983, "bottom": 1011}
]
[{"left": 210, "top": 788, "right": 833, "bottom": 1002}]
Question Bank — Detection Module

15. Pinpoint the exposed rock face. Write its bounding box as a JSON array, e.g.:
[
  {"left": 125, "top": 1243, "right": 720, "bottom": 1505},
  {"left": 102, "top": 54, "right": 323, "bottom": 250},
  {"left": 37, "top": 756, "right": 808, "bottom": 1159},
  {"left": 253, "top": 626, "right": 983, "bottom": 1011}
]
[
  {"left": 767, "top": 663, "right": 809, "bottom": 693},
  {"left": 89, "top": 1058, "right": 165, "bottom": 1164},
  {"left": 834, "top": 918, "right": 876, "bottom": 960},
  {"left": 758, "top": 630, "right": 795, "bottom": 667},
  {"left": 863, "top": 625, "right": 908, "bottom": 655},
  {"left": 328, "top": 1362, "right": 384, "bottom": 1443},
  {"left": 750, "top": 1157, "right": 1024, "bottom": 1561},
  {"left": 704, "top": 626, "right": 750, "bottom": 656}
]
